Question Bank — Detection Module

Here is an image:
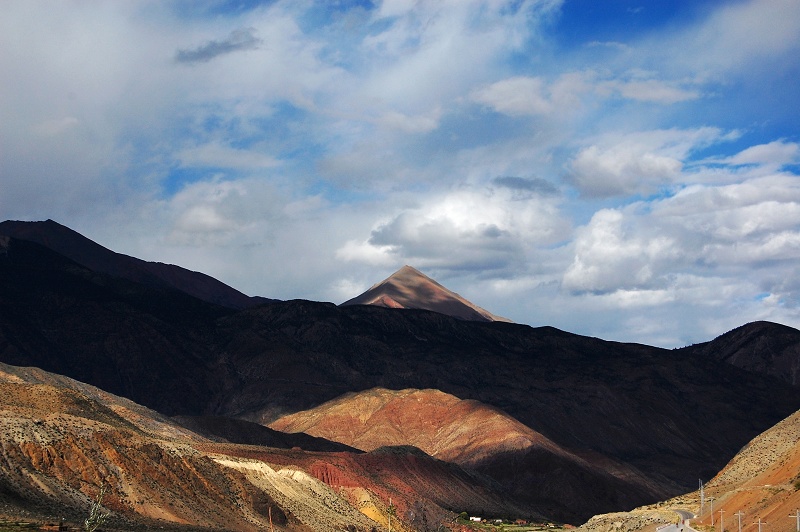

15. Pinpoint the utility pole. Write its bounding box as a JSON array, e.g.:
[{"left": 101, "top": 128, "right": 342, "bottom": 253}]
[
  {"left": 719, "top": 509, "right": 725, "bottom": 532},
  {"left": 755, "top": 518, "right": 766, "bottom": 532},
  {"left": 735, "top": 511, "right": 744, "bottom": 532},
  {"left": 709, "top": 497, "right": 715, "bottom": 526},
  {"left": 700, "top": 480, "right": 705, "bottom": 517},
  {"left": 790, "top": 510, "right": 800, "bottom": 532}
]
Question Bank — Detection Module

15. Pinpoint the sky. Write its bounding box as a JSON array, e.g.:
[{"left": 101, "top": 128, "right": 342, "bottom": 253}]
[{"left": 2, "top": 0, "right": 800, "bottom": 348}]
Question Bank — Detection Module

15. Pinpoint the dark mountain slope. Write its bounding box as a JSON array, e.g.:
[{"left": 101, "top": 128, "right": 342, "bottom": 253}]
[
  {"left": 0, "top": 235, "right": 229, "bottom": 415},
  {"left": 0, "top": 219, "right": 272, "bottom": 309},
  {"left": 210, "top": 300, "right": 800, "bottom": 521},
  {"left": 2, "top": 229, "right": 800, "bottom": 522},
  {"left": 172, "top": 415, "right": 361, "bottom": 453},
  {"left": 681, "top": 320, "right": 800, "bottom": 386}
]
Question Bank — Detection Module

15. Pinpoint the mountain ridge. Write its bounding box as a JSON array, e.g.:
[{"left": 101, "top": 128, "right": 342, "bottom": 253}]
[
  {"left": 2, "top": 220, "right": 800, "bottom": 524},
  {"left": 0, "top": 218, "right": 273, "bottom": 309}
]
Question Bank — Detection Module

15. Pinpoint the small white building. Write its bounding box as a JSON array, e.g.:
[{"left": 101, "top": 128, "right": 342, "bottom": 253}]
[{"left": 469, "top": 516, "right": 482, "bottom": 522}]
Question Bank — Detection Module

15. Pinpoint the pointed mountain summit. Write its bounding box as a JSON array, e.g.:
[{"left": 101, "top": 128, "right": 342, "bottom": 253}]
[{"left": 341, "top": 265, "right": 512, "bottom": 322}]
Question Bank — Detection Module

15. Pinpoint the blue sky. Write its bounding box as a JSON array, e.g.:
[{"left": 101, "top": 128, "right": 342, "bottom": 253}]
[{"left": 2, "top": 0, "right": 800, "bottom": 347}]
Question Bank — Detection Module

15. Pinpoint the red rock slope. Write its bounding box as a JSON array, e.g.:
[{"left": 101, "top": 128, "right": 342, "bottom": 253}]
[
  {"left": 0, "top": 362, "right": 528, "bottom": 531},
  {"left": 270, "top": 387, "right": 666, "bottom": 524},
  {"left": 270, "top": 387, "right": 565, "bottom": 465},
  {"left": 341, "top": 265, "right": 512, "bottom": 322}
]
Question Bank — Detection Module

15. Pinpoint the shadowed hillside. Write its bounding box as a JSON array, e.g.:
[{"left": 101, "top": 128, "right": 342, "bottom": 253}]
[{"left": 2, "top": 223, "right": 800, "bottom": 523}]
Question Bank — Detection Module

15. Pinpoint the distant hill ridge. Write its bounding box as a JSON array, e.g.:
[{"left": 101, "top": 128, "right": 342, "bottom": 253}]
[
  {"left": 341, "top": 264, "right": 512, "bottom": 322},
  {"left": 0, "top": 219, "right": 273, "bottom": 309}
]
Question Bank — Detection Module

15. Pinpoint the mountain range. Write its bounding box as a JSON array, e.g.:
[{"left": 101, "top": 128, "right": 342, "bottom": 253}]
[{"left": 1, "top": 219, "right": 800, "bottom": 530}]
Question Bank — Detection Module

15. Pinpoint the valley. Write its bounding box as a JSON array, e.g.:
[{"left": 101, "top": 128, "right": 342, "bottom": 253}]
[{"left": 1, "top": 220, "right": 799, "bottom": 531}]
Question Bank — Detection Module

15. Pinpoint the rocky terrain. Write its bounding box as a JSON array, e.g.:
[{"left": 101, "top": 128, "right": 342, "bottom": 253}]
[
  {"left": 0, "top": 361, "right": 524, "bottom": 531},
  {"left": 270, "top": 387, "right": 664, "bottom": 521},
  {"left": 3, "top": 220, "right": 800, "bottom": 525},
  {"left": 578, "top": 406, "right": 800, "bottom": 532}
]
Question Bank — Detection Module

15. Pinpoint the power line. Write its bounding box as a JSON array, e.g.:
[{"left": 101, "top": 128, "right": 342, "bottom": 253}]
[
  {"left": 700, "top": 480, "right": 705, "bottom": 517},
  {"left": 734, "top": 510, "right": 744, "bottom": 532},
  {"left": 709, "top": 497, "right": 715, "bottom": 526}
]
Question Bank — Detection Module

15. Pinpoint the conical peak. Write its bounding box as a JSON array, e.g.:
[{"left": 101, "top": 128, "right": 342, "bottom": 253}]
[{"left": 341, "top": 266, "right": 512, "bottom": 323}]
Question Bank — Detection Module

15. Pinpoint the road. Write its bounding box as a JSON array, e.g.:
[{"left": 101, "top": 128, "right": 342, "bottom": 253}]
[{"left": 657, "top": 510, "right": 698, "bottom": 532}]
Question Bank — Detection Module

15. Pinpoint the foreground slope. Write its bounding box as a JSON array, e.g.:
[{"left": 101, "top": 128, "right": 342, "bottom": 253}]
[
  {"left": 0, "top": 361, "right": 526, "bottom": 531},
  {"left": 2, "top": 226, "right": 800, "bottom": 523},
  {"left": 580, "top": 407, "right": 800, "bottom": 532},
  {"left": 690, "top": 406, "right": 800, "bottom": 530}
]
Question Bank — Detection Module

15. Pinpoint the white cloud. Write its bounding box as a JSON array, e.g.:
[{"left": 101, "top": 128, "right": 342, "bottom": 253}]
[
  {"left": 562, "top": 208, "right": 681, "bottom": 293},
  {"left": 568, "top": 145, "right": 682, "bottom": 198},
  {"left": 338, "top": 184, "right": 570, "bottom": 274},
  {"left": 566, "top": 127, "right": 732, "bottom": 197},
  {"left": 376, "top": 108, "right": 442, "bottom": 133},
  {"left": 725, "top": 140, "right": 800, "bottom": 167},
  {"left": 471, "top": 76, "right": 553, "bottom": 116},
  {"left": 680, "top": 0, "right": 800, "bottom": 75},
  {"left": 563, "top": 172, "right": 800, "bottom": 308}
]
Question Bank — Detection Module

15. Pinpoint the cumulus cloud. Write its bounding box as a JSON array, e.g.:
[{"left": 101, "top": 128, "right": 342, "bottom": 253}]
[
  {"left": 175, "top": 27, "right": 262, "bottom": 64},
  {"left": 565, "top": 128, "right": 732, "bottom": 197},
  {"left": 563, "top": 172, "right": 800, "bottom": 311},
  {"left": 337, "top": 184, "right": 570, "bottom": 274},
  {"left": 4, "top": 0, "right": 800, "bottom": 347}
]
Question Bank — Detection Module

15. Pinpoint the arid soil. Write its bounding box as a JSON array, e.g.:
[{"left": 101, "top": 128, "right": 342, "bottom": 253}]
[
  {"left": 0, "top": 362, "right": 526, "bottom": 531},
  {"left": 578, "top": 407, "right": 800, "bottom": 532},
  {"left": 270, "top": 387, "right": 665, "bottom": 522}
]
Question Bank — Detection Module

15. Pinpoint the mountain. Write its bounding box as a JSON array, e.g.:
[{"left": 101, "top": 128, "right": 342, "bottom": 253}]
[
  {"left": 270, "top": 387, "right": 665, "bottom": 522},
  {"left": 0, "top": 219, "right": 273, "bottom": 309},
  {"left": 341, "top": 264, "right": 511, "bottom": 322},
  {"left": 2, "top": 222, "right": 800, "bottom": 524},
  {"left": 581, "top": 406, "right": 800, "bottom": 532},
  {"left": 0, "top": 360, "right": 527, "bottom": 530},
  {"left": 682, "top": 320, "right": 800, "bottom": 387},
  {"left": 690, "top": 407, "right": 800, "bottom": 530}
]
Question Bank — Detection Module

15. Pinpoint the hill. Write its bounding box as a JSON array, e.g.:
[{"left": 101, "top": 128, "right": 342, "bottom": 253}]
[
  {"left": 682, "top": 320, "right": 800, "bottom": 387},
  {"left": 2, "top": 222, "right": 800, "bottom": 523},
  {"left": 580, "top": 407, "right": 800, "bottom": 532},
  {"left": 270, "top": 387, "right": 665, "bottom": 521},
  {"left": 0, "top": 360, "right": 526, "bottom": 531},
  {"left": 341, "top": 264, "right": 511, "bottom": 322},
  {"left": 0, "top": 219, "right": 272, "bottom": 309}
]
